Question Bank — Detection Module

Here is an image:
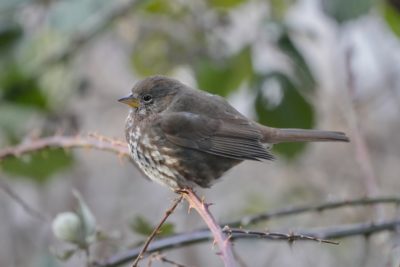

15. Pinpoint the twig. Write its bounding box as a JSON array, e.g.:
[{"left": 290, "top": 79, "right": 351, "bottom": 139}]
[
  {"left": 0, "top": 134, "right": 129, "bottom": 161},
  {"left": 0, "top": 178, "right": 48, "bottom": 221},
  {"left": 148, "top": 252, "right": 192, "bottom": 267},
  {"left": 234, "top": 196, "right": 400, "bottom": 227},
  {"left": 344, "top": 46, "right": 381, "bottom": 219},
  {"left": 179, "top": 188, "right": 236, "bottom": 267},
  {"left": 222, "top": 226, "right": 338, "bottom": 245},
  {"left": 94, "top": 220, "right": 400, "bottom": 267},
  {"left": 131, "top": 195, "right": 183, "bottom": 267}
]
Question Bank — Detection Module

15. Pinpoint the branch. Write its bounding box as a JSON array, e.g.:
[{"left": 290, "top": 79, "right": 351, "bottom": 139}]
[
  {"left": 233, "top": 196, "right": 400, "bottom": 227},
  {"left": 0, "top": 178, "right": 48, "bottom": 221},
  {"left": 222, "top": 226, "right": 338, "bottom": 245},
  {"left": 179, "top": 188, "right": 236, "bottom": 267},
  {"left": 131, "top": 195, "right": 183, "bottom": 267},
  {"left": 0, "top": 134, "right": 129, "bottom": 161},
  {"left": 344, "top": 46, "right": 381, "bottom": 219},
  {"left": 148, "top": 252, "right": 192, "bottom": 267},
  {"left": 94, "top": 220, "right": 400, "bottom": 267}
]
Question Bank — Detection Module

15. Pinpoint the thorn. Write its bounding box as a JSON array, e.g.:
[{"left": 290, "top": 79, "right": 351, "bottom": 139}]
[
  {"left": 212, "top": 238, "right": 217, "bottom": 248},
  {"left": 187, "top": 204, "right": 193, "bottom": 214},
  {"left": 204, "top": 202, "right": 214, "bottom": 209}
]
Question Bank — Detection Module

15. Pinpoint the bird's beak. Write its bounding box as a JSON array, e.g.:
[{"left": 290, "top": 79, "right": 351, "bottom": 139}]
[{"left": 118, "top": 94, "right": 140, "bottom": 108}]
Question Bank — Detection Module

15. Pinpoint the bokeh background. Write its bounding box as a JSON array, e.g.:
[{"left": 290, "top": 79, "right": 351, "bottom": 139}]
[{"left": 1, "top": 0, "right": 400, "bottom": 266}]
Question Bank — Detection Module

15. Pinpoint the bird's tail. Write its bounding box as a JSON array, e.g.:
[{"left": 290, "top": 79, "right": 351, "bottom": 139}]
[{"left": 259, "top": 126, "right": 349, "bottom": 144}]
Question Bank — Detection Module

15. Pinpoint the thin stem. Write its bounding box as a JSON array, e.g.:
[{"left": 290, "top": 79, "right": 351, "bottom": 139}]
[
  {"left": 344, "top": 45, "right": 382, "bottom": 219},
  {"left": 0, "top": 178, "right": 48, "bottom": 221},
  {"left": 131, "top": 195, "right": 183, "bottom": 267},
  {"left": 179, "top": 188, "right": 236, "bottom": 267},
  {"left": 149, "top": 252, "right": 193, "bottom": 267}
]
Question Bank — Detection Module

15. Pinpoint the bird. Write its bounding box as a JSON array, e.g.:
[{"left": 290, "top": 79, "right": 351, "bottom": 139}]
[{"left": 119, "top": 75, "right": 349, "bottom": 190}]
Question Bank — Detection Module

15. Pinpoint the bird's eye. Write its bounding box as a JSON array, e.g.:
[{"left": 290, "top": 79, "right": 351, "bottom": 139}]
[{"left": 142, "top": 94, "right": 153, "bottom": 103}]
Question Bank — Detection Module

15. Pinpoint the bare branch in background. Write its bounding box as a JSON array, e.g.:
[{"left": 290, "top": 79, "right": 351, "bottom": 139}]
[
  {"left": 344, "top": 46, "right": 382, "bottom": 219},
  {"left": 222, "top": 226, "right": 338, "bottom": 245},
  {"left": 234, "top": 196, "right": 400, "bottom": 227},
  {"left": 0, "top": 178, "right": 48, "bottom": 221},
  {"left": 95, "top": 220, "right": 400, "bottom": 267}
]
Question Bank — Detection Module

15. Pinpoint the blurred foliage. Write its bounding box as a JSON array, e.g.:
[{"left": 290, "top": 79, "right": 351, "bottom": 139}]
[
  {"left": 277, "top": 31, "right": 316, "bottom": 93},
  {"left": 383, "top": 0, "right": 400, "bottom": 37},
  {"left": 131, "top": 32, "right": 179, "bottom": 76},
  {"left": 130, "top": 215, "right": 175, "bottom": 237},
  {"left": 195, "top": 46, "right": 253, "bottom": 96},
  {"left": 1, "top": 65, "right": 48, "bottom": 110},
  {"left": 0, "top": 149, "right": 73, "bottom": 183},
  {"left": 207, "top": 0, "right": 247, "bottom": 9},
  {"left": 0, "top": 0, "right": 399, "bottom": 182},
  {"left": 0, "top": 22, "right": 22, "bottom": 52}
]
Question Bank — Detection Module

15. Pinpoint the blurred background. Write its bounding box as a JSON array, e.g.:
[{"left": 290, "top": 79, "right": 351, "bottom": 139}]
[{"left": 1, "top": 0, "right": 400, "bottom": 266}]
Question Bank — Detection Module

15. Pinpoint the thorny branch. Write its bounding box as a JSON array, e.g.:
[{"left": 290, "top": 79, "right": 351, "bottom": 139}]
[
  {"left": 95, "top": 220, "right": 400, "bottom": 267},
  {"left": 0, "top": 134, "right": 129, "bottom": 161},
  {"left": 222, "top": 226, "right": 339, "bottom": 245},
  {"left": 179, "top": 188, "right": 236, "bottom": 267}
]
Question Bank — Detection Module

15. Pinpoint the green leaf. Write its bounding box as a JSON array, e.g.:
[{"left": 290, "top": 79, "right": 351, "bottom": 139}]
[
  {"left": 208, "top": 0, "right": 246, "bottom": 9},
  {"left": 254, "top": 73, "right": 314, "bottom": 159},
  {"left": 0, "top": 22, "right": 22, "bottom": 52},
  {"left": 0, "top": 148, "right": 74, "bottom": 184},
  {"left": 195, "top": 46, "right": 253, "bottom": 96},
  {"left": 0, "top": 65, "right": 48, "bottom": 110},
  {"left": 321, "top": 0, "right": 374, "bottom": 23},
  {"left": 139, "top": 0, "right": 175, "bottom": 13},
  {"left": 277, "top": 31, "right": 316, "bottom": 93},
  {"left": 130, "top": 216, "right": 175, "bottom": 237},
  {"left": 73, "top": 190, "right": 97, "bottom": 244},
  {"left": 130, "top": 216, "right": 154, "bottom": 236},
  {"left": 383, "top": 1, "right": 400, "bottom": 37}
]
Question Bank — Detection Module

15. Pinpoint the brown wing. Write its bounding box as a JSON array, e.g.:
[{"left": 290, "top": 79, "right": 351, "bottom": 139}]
[{"left": 159, "top": 112, "right": 274, "bottom": 161}]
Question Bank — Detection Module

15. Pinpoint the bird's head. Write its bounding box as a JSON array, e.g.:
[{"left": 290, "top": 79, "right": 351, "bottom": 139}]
[{"left": 119, "top": 76, "right": 182, "bottom": 116}]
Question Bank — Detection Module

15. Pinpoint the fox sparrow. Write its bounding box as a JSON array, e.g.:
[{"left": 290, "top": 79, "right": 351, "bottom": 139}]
[{"left": 119, "top": 76, "right": 349, "bottom": 190}]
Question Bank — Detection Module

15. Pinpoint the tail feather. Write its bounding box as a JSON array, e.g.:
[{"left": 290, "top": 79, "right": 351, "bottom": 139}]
[{"left": 260, "top": 126, "right": 350, "bottom": 144}]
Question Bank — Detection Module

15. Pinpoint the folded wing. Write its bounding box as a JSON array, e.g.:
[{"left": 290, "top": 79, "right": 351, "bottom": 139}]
[{"left": 160, "top": 112, "right": 274, "bottom": 161}]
